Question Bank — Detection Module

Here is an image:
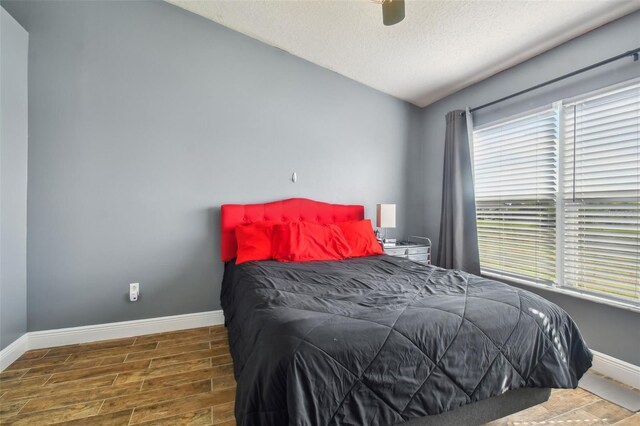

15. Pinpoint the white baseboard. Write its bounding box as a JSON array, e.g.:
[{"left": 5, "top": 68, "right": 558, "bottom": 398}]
[
  {"left": 591, "top": 350, "right": 640, "bottom": 389},
  {"left": 0, "top": 310, "right": 224, "bottom": 372},
  {"left": 0, "top": 334, "right": 29, "bottom": 371},
  {"left": 28, "top": 310, "right": 225, "bottom": 350}
]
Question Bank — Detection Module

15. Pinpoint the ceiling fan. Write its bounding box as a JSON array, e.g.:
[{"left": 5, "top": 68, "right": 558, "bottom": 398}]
[{"left": 371, "top": 0, "right": 405, "bottom": 26}]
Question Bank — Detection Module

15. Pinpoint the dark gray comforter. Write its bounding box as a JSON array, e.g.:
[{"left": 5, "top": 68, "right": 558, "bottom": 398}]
[{"left": 221, "top": 255, "right": 592, "bottom": 426}]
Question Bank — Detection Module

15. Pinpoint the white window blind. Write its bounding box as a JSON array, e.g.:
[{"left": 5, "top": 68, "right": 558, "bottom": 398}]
[
  {"left": 473, "top": 108, "right": 558, "bottom": 284},
  {"left": 473, "top": 79, "right": 640, "bottom": 307},
  {"left": 562, "top": 83, "right": 640, "bottom": 301}
]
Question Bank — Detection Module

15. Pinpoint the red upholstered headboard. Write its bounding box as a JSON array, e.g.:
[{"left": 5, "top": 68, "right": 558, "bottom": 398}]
[{"left": 220, "top": 198, "right": 364, "bottom": 262}]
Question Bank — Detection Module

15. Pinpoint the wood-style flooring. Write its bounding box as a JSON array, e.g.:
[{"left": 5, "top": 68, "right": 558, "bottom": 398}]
[
  {"left": 0, "top": 326, "right": 234, "bottom": 425},
  {"left": 0, "top": 326, "right": 637, "bottom": 425}
]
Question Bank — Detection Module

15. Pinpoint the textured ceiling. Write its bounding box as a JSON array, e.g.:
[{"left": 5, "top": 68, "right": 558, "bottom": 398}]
[{"left": 168, "top": 0, "right": 640, "bottom": 107}]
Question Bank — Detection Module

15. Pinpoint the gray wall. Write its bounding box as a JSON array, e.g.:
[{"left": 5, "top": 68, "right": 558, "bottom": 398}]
[
  {"left": 0, "top": 7, "right": 28, "bottom": 350},
  {"left": 1, "top": 0, "right": 417, "bottom": 331},
  {"left": 407, "top": 12, "right": 640, "bottom": 365}
]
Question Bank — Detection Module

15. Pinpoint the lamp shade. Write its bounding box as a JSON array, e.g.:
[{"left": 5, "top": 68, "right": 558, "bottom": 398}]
[{"left": 376, "top": 204, "right": 396, "bottom": 228}]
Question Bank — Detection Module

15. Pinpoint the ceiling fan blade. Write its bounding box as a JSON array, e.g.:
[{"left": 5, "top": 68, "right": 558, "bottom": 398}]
[{"left": 382, "top": 0, "right": 405, "bottom": 26}]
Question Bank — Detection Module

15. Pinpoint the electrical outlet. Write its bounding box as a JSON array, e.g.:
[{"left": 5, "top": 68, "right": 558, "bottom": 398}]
[{"left": 129, "top": 283, "right": 140, "bottom": 302}]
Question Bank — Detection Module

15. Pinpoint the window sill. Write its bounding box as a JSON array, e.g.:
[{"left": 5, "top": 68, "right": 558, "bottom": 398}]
[{"left": 482, "top": 271, "right": 640, "bottom": 314}]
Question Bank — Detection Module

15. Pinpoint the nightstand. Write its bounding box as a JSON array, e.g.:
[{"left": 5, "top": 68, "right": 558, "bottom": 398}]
[{"left": 383, "top": 236, "right": 431, "bottom": 265}]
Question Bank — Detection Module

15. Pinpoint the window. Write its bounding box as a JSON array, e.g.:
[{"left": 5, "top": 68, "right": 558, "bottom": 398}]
[
  {"left": 474, "top": 108, "right": 558, "bottom": 284},
  {"left": 473, "top": 80, "right": 639, "bottom": 307}
]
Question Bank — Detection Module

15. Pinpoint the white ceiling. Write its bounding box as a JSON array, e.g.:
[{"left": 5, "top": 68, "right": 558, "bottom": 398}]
[{"left": 168, "top": 0, "right": 640, "bottom": 107}]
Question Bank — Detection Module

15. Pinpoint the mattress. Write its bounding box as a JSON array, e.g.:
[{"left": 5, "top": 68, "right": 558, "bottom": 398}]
[{"left": 221, "top": 255, "right": 592, "bottom": 426}]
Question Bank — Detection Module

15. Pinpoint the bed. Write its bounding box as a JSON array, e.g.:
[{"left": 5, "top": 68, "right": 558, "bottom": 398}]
[{"left": 220, "top": 198, "right": 592, "bottom": 426}]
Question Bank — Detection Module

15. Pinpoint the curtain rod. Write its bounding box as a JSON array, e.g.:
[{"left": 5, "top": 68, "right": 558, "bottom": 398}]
[{"left": 467, "top": 47, "right": 640, "bottom": 114}]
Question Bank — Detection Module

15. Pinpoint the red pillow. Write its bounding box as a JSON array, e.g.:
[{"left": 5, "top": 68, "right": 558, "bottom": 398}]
[
  {"left": 271, "top": 222, "right": 352, "bottom": 262},
  {"left": 336, "top": 219, "right": 384, "bottom": 257},
  {"left": 235, "top": 221, "right": 279, "bottom": 264}
]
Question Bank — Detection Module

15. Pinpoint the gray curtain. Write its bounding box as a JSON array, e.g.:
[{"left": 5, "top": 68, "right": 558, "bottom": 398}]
[{"left": 436, "top": 110, "right": 481, "bottom": 274}]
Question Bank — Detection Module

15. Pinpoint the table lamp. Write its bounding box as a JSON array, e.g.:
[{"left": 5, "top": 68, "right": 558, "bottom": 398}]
[{"left": 376, "top": 204, "right": 396, "bottom": 244}]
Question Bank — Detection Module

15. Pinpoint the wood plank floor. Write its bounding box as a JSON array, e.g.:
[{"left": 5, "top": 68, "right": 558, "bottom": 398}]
[
  {"left": 1, "top": 326, "right": 636, "bottom": 425},
  {"left": 0, "top": 326, "right": 234, "bottom": 425}
]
